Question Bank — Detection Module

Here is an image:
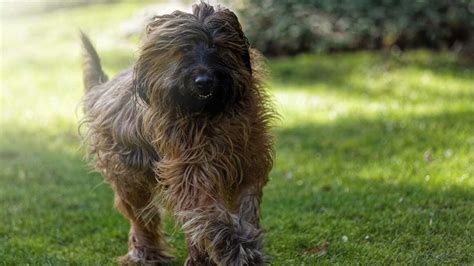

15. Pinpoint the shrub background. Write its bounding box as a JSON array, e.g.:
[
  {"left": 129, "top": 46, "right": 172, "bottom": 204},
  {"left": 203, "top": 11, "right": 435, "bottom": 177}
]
[{"left": 235, "top": 0, "right": 474, "bottom": 56}]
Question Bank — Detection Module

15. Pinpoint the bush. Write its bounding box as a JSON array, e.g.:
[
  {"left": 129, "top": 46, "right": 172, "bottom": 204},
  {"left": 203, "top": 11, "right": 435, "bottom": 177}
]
[{"left": 235, "top": 0, "right": 474, "bottom": 56}]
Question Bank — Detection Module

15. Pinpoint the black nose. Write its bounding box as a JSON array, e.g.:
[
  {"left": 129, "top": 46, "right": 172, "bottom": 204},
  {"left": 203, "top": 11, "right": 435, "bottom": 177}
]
[{"left": 194, "top": 74, "right": 213, "bottom": 89}]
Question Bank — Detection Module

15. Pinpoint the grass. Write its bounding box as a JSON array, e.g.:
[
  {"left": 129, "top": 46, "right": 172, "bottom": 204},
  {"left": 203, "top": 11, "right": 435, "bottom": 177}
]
[{"left": 1, "top": 2, "right": 473, "bottom": 265}]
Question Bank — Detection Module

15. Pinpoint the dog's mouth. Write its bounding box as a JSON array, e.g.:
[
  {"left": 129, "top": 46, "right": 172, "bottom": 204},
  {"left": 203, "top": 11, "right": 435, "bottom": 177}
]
[
  {"left": 190, "top": 87, "right": 215, "bottom": 101},
  {"left": 197, "top": 91, "right": 213, "bottom": 100}
]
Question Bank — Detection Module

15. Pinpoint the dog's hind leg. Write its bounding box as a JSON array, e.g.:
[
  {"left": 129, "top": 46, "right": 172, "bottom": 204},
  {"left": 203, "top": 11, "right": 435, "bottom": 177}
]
[{"left": 111, "top": 177, "right": 174, "bottom": 265}]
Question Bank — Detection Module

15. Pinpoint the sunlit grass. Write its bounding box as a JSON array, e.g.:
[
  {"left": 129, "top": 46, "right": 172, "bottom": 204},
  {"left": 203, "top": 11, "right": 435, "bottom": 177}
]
[{"left": 1, "top": 2, "right": 473, "bottom": 265}]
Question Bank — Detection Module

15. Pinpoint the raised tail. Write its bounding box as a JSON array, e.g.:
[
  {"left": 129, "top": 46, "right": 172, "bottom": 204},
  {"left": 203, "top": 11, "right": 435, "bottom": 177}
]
[{"left": 80, "top": 31, "right": 108, "bottom": 91}]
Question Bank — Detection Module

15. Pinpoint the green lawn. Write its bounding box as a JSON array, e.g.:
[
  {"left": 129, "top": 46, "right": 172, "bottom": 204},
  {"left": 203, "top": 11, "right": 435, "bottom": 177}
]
[{"left": 1, "top": 2, "right": 473, "bottom": 265}]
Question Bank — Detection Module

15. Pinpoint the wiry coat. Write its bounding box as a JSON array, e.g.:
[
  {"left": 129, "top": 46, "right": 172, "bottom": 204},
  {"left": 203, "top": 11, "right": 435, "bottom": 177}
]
[{"left": 81, "top": 3, "right": 274, "bottom": 265}]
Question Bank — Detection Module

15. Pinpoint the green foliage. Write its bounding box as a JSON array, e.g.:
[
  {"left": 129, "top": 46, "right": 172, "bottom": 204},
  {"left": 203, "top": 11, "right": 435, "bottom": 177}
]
[
  {"left": 1, "top": 2, "right": 473, "bottom": 264},
  {"left": 237, "top": 0, "right": 474, "bottom": 55}
]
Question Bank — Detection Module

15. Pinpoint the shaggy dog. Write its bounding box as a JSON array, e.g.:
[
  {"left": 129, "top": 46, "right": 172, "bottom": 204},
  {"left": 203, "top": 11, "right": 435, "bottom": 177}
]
[{"left": 80, "top": 2, "right": 275, "bottom": 265}]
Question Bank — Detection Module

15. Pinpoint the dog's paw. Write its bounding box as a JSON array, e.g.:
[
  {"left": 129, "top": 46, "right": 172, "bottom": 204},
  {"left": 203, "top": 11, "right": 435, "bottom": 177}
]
[
  {"left": 179, "top": 208, "right": 269, "bottom": 265},
  {"left": 215, "top": 238, "right": 269, "bottom": 266},
  {"left": 219, "top": 248, "right": 267, "bottom": 266},
  {"left": 184, "top": 255, "right": 215, "bottom": 266},
  {"left": 118, "top": 248, "right": 174, "bottom": 266},
  {"left": 211, "top": 220, "right": 269, "bottom": 266}
]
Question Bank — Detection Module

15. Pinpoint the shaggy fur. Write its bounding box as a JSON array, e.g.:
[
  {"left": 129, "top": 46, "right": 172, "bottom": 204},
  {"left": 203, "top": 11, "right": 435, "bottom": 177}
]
[{"left": 80, "top": 2, "right": 274, "bottom": 265}]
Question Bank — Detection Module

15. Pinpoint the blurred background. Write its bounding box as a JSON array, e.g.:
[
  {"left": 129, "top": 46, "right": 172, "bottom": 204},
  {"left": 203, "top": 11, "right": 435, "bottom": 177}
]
[
  {"left": 238, "top": 0, "right": 474, "bottom": 57},
  {"left": 1, "top": 0, "right": 473, "bottom": 264}
]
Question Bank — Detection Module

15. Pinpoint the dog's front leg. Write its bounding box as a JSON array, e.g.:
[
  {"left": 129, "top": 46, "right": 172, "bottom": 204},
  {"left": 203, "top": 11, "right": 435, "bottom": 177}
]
[
  {"left": 238, "top": 185, "right": 264, "bottom": 229},
  {"left": 184, "top": 236, "right": 215, "bottom": 266},
  {"left": 175, "top": 199, "right": 266, "bottom": 266},
  {"left": 157, "top": 157, "right": 267, "bottom": 265}
]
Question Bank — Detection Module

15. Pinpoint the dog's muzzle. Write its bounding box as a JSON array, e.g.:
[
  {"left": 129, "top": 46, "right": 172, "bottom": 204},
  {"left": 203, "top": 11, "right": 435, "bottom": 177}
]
[{"left": 193, "top": 74, "right": 215, "bottom": 100}]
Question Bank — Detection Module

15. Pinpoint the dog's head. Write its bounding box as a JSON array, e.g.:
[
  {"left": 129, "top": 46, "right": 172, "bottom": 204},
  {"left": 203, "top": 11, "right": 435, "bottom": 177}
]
[{"left": 134, "top": 2, "right": 253, "bottom": 115}]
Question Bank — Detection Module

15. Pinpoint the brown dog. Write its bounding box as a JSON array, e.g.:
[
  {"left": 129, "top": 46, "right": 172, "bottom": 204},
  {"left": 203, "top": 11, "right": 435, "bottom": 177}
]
[{"left": 80, "top": 2, "right": 274, "bottom": 265}]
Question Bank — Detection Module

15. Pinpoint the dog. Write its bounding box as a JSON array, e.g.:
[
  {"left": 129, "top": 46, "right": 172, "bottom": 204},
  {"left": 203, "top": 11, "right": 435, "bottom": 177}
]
[{"left": 80, "top": 2, "right": 275, "bottom": 265}]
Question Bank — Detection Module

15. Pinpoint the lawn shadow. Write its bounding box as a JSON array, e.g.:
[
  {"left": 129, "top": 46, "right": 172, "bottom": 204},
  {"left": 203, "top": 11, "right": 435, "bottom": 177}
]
[
  {"left": 264, "top": 109, "right": 474, "bottom": 263},
  {"left": 1, "top": 109, "right": 472, "bottom": 263},
  {"left": 274, "top": 110, "right": 473, "bottom": 167},
  {"left": 0, "top": 122, "right": 190, "bottom": 264},
  {"left": 263, "top": 174, "right": 473, "bottom": 263},
  {"left": 0, "top": 123, "right": 129, "bottom": 264}
]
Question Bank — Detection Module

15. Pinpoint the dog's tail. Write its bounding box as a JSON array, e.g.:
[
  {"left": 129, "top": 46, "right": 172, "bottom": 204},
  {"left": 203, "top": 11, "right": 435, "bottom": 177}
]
[{"left": 80, "top": 31, "right": 108, "bottom": 91}]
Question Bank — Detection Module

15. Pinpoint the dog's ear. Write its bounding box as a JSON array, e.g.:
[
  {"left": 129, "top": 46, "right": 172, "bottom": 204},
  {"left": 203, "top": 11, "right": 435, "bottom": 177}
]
[{"left": 212, "top": 7, "right": 253, "bottom": 75}]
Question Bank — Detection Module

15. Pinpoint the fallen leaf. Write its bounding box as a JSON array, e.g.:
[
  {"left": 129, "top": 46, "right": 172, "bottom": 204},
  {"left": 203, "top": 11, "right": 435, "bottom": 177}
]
[{"left": 304, "top": 241, "right": 329, "bottom": 257}]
